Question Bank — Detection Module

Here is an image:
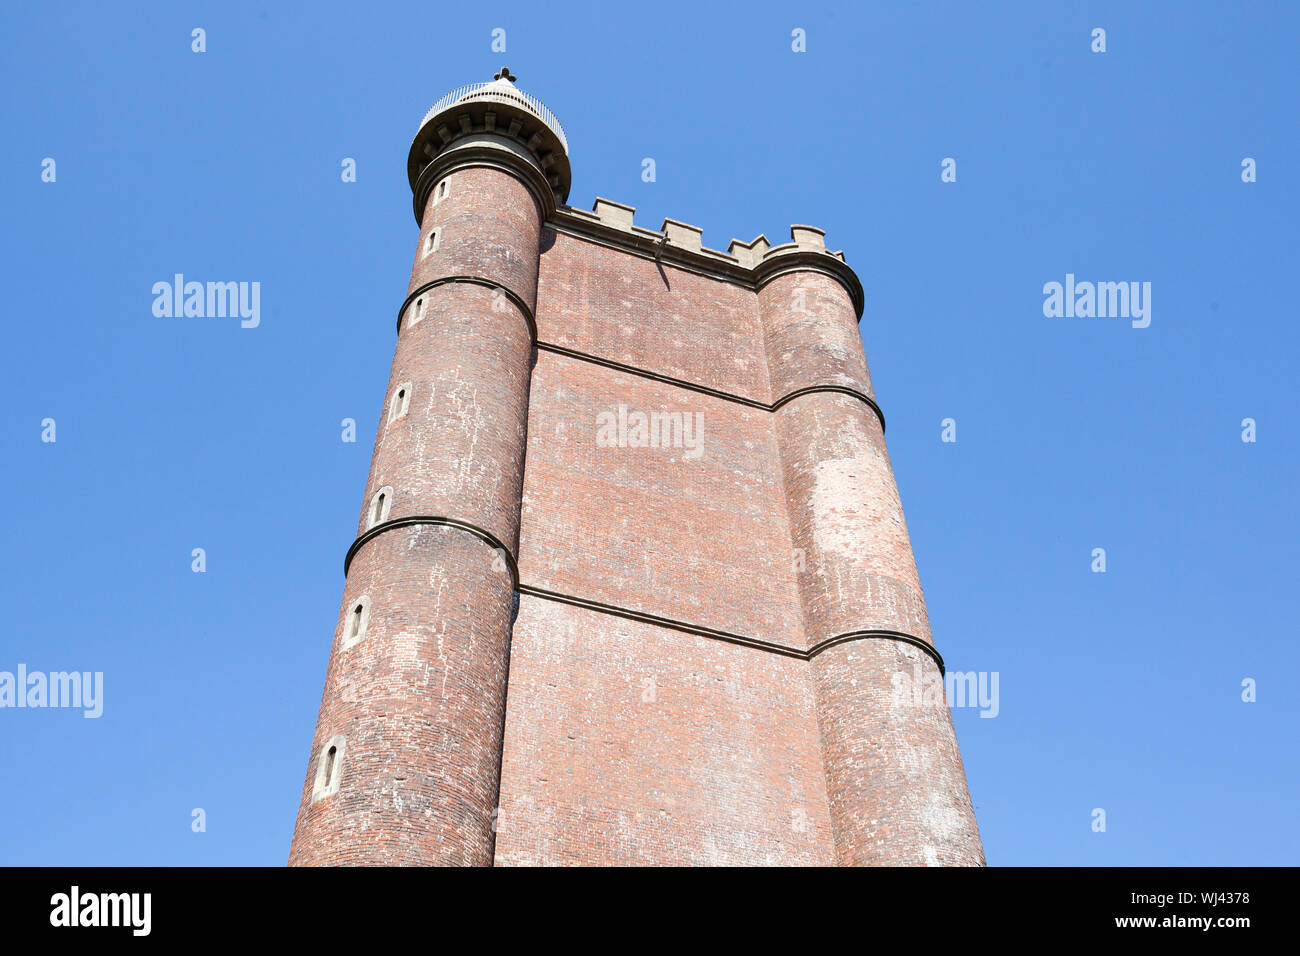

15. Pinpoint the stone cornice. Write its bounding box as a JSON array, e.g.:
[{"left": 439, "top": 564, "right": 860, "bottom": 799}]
[
  {"left": 548, "top": 208, "right": 755, "bottom": 286},
  {"left": 537, "top": 340, "right": 885, "bottom": 432},
  {"left": 389, "top": 274, "right": 885, "bottom": 432},
  {"left": 339, "top": 520, "right": 942, "bottom": 672}
]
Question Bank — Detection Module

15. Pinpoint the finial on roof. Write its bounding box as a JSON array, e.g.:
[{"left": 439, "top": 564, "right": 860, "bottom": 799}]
[{"left": 493, "top": 66, "right": 517, "bottom": 82}]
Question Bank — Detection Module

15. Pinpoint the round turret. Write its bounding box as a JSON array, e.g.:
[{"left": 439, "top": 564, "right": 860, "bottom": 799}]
[{"left": 407, "top": 67, "right": 571, "bottom": 211}]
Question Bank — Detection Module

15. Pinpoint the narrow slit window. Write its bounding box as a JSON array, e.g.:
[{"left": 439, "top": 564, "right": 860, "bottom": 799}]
[
  {"left": 342, "top": 596, "right": 370, "bottom": 649},
  {"left": 410, "top": 296, "right": 425, "bottom": 326},
  {"left": 367, "top": 487, "right": 392, "bottom": 528},
  {"left": 312, "top": 735, "right": 345, "bottom": 801},
  {"left": 387, "top": 383, "right": 411, "bottom": 424},
  {"left": 434, "top": 180, "right": 449, "bottom": 203},
  {"left": 422, "top": 228, "right": 440, "bottom": 257}
]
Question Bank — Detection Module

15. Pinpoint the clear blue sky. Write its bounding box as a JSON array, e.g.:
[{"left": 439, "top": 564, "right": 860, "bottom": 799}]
[{"left": 1, "top": 1, "right": 1296, "bottom": 866}]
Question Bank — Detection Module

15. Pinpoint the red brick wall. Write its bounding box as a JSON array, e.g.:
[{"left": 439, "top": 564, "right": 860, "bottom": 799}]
[
  {"left": 516, "top": 349, "right": 803, "bottom": 644},
  {"left": 811, "top": 638, "right": 984, "bottom": 866},
  {"left": 495, "top": 597, "right": 833, "bottom": 866},
  {"left": 759, "top": 271, "right": 874, "bottom": 399},
  {"left": 288, "top": 527, "right": 513, "bottom": 865},
  {"left": 410, "top": 166, "right": 542, "bottom": 310},
  {"left": 291, "top": 150, "right": 983, "bottom": 866},
  {"left": 536, "top": 232, "right": 771, "bottom": 402},
  {"left": 361, "top": 280, "right": 533, "bottom": 551},
  {"left": 289, "top": 161, "right": 538, "bottom": 866},
  {"left": 758, "top": 270, "right": 982, "bottom": 865},
  {"left": 492, "top": 229, "right": 983, "bottom": 865}
]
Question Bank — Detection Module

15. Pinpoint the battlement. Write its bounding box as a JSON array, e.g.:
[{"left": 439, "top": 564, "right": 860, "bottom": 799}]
[
  {"left": 553, "top": 198, "right": 863, "bottom": 318},
  {"left": 572, "top": 197, "right": 849, "bottom": 267}
]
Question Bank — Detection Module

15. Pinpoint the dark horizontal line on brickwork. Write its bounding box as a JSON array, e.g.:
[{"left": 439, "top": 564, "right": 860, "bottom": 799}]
[
  {"left": 344, "top": 516, "right": 520, "bottom": 587},
  {"left": 396, "top": 276, "right": 537, "bottom": 339},
  {"left": 340, "top": 518, "right": 944, "bottom": 672},
  {"left": 393, "top": 275, "right": 885, "bottom": 430},
  {"left": 517, "top": 583, "right": 944, "bottom": 674},
  {"left": 535, "top": 341, "right": 886, "bottom": 431}
]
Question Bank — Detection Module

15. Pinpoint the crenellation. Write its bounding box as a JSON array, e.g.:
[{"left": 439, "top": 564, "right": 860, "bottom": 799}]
[
  {"left": 592, "top": 197, "right": 635, "bottom": 229},
  {"left": 566, "top": 206, "right": 850, "bottom": 278},
  {"left": 661, "top": 217, "right": 703, "bottom": 251},
  {"left": 697, "top": 243, "right": 740, "bottom": 264},
  {"left": 561, "top": 205, "right": 601, "bottom": 223},
  {"left": 727, "top": 235, "right": 770, "bottom": 269},
  {"left": 790, "top": 224, "right": 827, "bottom": 249}
]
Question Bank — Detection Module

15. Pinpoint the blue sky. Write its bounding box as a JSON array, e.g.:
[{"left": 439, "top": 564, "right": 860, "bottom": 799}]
[{"left": 1, "top": 0, "right": 1296, "bottom": 866}]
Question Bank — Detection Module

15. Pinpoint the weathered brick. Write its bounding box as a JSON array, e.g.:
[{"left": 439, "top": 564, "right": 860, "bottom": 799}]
[{"left": 289, "top": 74, "right": 983, "bottom": 867}]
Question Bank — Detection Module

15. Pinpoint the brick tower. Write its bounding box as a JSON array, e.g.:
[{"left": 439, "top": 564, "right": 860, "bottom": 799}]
[{"left": 289, "top": 70, "right": 984, "bottom": 866}]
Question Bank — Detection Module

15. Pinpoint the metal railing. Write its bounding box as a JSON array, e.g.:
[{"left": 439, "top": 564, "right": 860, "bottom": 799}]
[{"left": 420, "top": 82, "right": 568, "bottom": 154}]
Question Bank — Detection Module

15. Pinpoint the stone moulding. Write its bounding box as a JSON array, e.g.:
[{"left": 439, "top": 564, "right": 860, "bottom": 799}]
[
  {"left": 340, "top": 516, "right": 945, "bottom": 675},
  {"left": 395, "top": 276, "right": 885, "bottom": 432},
  {"left": 412, "top": 142, "right": 556, "bottom": 226},
  {"left": 343, "top": 515, "right": 519, "bottom": 584},
  {"left": 397, "top": 275, "right": 537, "bottom": 339}
]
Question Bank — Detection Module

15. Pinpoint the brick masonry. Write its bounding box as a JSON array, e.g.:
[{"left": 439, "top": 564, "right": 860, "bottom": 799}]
[{"left": 289, "top": 76, "right": 984, "bottom": 867}]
